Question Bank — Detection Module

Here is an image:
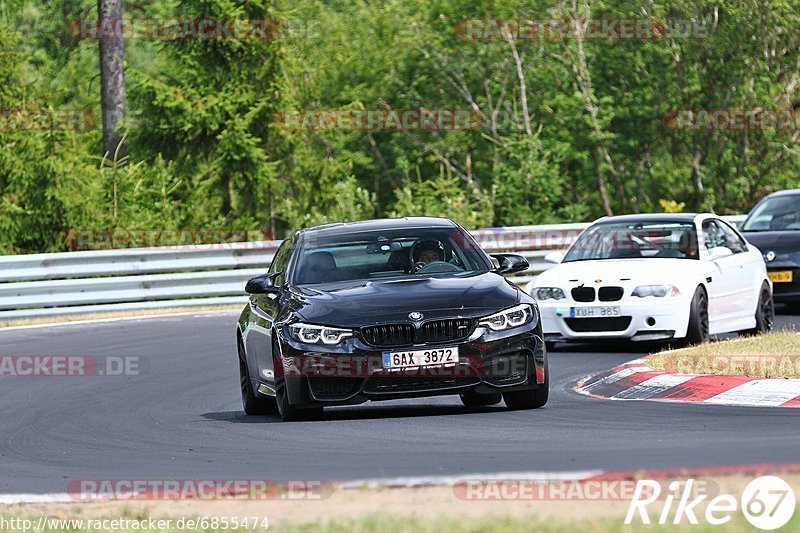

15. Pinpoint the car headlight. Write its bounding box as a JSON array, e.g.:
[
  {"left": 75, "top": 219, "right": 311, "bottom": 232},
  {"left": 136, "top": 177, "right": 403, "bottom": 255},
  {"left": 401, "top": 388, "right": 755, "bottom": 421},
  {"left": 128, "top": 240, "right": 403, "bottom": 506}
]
[
  {"left": 479, "top": 304, "right": 535, "bottom": 331},
  {"left": 535, "top": 287, "right": 565, "bottom": 300},
  {"left": 288, "top": 322, "right": 353, "bottom": 345},
  {"left": 631, "top": 285, "right": 681, "bottom": 298}
]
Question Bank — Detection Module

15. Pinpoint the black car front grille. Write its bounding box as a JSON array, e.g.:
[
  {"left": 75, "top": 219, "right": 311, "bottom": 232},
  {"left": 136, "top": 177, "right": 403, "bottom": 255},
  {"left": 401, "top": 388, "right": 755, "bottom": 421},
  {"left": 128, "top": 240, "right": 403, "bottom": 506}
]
[
  {"left": 361, "top": 324, "right": 415, "bottom": 347},
  {"left": 571, "top": 287, "right": 596, "bottom": 302},
  {"left": 421, "top": 318, "right": 474, "bottom": 343},
  {"left": 361, "top": 319, "right": 475, "bottom": 348},
  {"left": 598, "top": 286, "right": 624, "bottom": 301},
  {"left": 564, "top": 317, "right": 632, "bottom": 332},
  {"left": 307, "top": 377, "right": 362, "bottom": 400},
  {"left": 363, "top": 374, "right": 480, "bottom": 394}
]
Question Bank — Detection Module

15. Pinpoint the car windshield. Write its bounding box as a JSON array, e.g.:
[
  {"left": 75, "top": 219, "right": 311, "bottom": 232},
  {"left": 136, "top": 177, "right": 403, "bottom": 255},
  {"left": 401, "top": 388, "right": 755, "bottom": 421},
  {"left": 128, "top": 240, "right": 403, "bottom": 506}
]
[
  {"left": 293, "top": 226, "right": 492, "bottom": 285},
  {"left": 742, "top": 195, "right": 800, "bottom": 231},
  {"left": 563, "top": 221, "right": 699, "bottom": 262}
]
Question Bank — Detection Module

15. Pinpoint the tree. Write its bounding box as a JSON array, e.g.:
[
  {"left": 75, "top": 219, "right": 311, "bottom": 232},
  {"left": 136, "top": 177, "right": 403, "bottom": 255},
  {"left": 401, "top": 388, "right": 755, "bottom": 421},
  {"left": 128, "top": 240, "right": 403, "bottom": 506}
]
[{"left": 98, "top": 0, "right": 128, "bottom": 160}]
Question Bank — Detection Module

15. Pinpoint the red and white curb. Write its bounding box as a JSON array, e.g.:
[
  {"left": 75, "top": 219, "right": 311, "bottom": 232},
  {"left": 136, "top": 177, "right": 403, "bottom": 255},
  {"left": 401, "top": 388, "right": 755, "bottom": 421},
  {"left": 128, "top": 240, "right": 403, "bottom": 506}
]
[{"left": 575, "top": 357, "right": 800, "bottom": 408}]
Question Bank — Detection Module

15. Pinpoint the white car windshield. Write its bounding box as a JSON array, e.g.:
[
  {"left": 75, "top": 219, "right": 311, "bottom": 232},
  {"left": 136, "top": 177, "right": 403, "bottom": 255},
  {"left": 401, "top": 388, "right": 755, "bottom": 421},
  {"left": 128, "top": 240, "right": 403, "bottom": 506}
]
[
  {"left": 563, "top": 222, "right": 699, "bottom": 262},
  {"left": 742, "top": 195, "right": 800, "bottom": 231}
]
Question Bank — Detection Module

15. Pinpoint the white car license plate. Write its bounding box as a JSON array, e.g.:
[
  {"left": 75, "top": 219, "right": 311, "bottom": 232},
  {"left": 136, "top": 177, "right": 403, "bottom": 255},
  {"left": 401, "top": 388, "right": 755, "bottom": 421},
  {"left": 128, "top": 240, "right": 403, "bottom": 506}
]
[
  {"left": 382, "top": 347, "right": 460, "bottom": 370},
  {"left": 570, "top": 306, "right": 621, "bottom": 318}
]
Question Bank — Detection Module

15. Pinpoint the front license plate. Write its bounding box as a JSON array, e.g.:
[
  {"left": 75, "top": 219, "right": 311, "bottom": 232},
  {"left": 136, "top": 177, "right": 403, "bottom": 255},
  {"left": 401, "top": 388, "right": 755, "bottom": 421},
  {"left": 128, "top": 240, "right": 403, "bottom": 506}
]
[
  {"left": 382, "top": 347, "right": 460, "bottom": 370},
  {"left": 769, "top": 271, "right": 793, "bottom": 283},
  {"left": 570, "top": 306, "right": 621, "bottom": 318}
]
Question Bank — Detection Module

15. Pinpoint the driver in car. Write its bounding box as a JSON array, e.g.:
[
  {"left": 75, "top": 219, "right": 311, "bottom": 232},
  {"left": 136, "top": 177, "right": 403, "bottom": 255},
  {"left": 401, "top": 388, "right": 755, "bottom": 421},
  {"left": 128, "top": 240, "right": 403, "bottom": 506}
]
[{"left": 411, "top": 239, "right": 447, "bottom": 273}]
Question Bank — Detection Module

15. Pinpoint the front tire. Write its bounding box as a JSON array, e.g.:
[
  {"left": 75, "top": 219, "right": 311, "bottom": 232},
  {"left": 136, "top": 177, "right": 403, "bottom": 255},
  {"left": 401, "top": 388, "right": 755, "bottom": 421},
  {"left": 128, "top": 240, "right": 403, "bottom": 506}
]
[
  {"left": 685, "top": 287, "right": 710, "bottom": 346},
  {"left": 460, "top": 390, "right": 502, "bottom": 408},
  {"left": 503, "top": 386, "right": 548, "bottom": 410},
  {"left": 744, "top": 282, "right": 774, "bottom": 336},
  {"left": 239, "top": 341, "right": 276, "bottom": 416},
  {"left": 503, "top": 358, "right": 549, "bottom": 410}
]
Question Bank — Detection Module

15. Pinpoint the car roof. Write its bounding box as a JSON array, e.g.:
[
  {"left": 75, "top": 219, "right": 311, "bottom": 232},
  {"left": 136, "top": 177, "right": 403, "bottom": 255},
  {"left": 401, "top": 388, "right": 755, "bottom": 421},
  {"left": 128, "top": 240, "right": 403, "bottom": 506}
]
[
  {"left": 593, "top": 213, "right": 699, "bottom": 225},
  {"left": 297, "top": 217, "right": 456, "bottom": 237},
  {"left": 764, "top": 189, "right": 800, "bottom": 198}
]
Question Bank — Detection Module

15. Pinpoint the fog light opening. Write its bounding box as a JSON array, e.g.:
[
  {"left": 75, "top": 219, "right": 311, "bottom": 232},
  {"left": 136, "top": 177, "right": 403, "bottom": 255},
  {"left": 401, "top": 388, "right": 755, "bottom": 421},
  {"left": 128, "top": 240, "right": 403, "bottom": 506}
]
[{"left": 646, "top": 317, "right": 656, "bottom": 327}]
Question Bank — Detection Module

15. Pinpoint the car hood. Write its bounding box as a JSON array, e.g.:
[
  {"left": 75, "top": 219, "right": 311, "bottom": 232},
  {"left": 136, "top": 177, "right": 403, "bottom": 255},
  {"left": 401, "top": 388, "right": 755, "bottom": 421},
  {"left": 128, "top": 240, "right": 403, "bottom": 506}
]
[
  {"left": 743, "top": 231, "right": 800, "bottom": 266},
  {"left": 289, "top": 272, "right": 519, "bottom": 327},
  {"left": 533, "top": 258, "right": 707, "bottom": 292},
  {"left": 743, "top": 231, "right": 800, "bottom": 253}
]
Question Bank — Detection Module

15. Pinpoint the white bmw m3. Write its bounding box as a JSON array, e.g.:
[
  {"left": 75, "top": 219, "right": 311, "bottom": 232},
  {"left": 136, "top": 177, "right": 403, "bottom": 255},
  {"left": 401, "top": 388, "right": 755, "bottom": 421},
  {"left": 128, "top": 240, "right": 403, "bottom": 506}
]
[{"left": 526, "top": 214, "right": 774, "bottom": 349}]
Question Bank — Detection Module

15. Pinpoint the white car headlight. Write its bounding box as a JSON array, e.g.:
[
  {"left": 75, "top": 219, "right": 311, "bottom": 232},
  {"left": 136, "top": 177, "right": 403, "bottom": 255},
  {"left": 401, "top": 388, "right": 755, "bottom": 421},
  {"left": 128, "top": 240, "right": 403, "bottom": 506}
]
[
  {"left": 288, "top": 323, "right": 353, "bottom": 345},
  {"left": 535, "top": 287, "right": 565, "bottom": 301},
  {"left": 479, "top": 304, "right": 535, "bottom": 331},
  {"left": 631, "top": 285, "right": 681, "bottom": 298}
]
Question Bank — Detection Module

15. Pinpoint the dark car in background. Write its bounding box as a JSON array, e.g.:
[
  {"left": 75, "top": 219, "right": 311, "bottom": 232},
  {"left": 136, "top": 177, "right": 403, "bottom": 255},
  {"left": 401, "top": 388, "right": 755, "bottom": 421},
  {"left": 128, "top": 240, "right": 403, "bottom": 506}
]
[
  {"left": 741, "top": 189, "right": 800, "bottom": 305},
  {"left": 236, "top": 217, "right": 548, "bottom": 421}
]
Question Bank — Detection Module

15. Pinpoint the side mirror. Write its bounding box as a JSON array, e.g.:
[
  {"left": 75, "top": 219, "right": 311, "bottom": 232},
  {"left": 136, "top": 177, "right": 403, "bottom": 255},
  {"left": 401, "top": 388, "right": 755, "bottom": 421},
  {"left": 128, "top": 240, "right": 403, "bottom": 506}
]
[
  {"left": 544, "top": 251, "right": 564, "bottom": 264},
  {"left": 245, "top": 274, "right": 279, "bottom": 294},
  {"left": 492, "top": 253, "right": 529, "bottom": 275},
  {"left": 708, "top": 246, "right": 734, "bottom": 261}
]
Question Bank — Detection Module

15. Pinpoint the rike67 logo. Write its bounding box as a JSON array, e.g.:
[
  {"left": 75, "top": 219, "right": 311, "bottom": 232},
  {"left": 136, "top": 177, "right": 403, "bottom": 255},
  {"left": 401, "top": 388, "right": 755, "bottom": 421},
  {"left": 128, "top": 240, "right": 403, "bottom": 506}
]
[{"left": 626, "top": 476, "right": 795, "bottom": 530}]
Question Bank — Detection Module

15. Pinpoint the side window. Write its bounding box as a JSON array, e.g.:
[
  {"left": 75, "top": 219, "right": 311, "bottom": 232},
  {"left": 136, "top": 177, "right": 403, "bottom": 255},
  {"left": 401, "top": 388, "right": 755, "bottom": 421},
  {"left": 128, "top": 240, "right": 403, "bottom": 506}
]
[
  {"left": 718, "top": 221, "right": 747, "bottom": 254},
  {"left": 702, "top": 221, "right": 725, "bottom": 250},
  {"left": 269, "top": 239, "right": 292, "bottom": 285}
]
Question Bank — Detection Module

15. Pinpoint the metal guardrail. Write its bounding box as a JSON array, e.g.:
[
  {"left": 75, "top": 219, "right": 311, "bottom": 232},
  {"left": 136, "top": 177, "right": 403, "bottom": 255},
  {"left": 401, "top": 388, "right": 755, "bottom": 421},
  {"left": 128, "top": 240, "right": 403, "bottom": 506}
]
[{"left": 0, "top": 215, "right": 746, "bottom": 321}]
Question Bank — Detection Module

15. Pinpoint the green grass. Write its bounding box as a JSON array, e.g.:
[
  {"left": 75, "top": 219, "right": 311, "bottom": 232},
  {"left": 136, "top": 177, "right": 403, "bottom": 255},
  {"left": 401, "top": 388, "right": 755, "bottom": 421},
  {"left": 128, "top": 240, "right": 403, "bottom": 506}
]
[
  {"left": 3, "top": 512, "right": 798, "bottom": 533},
  {"left": 648, "top": 331, "right": 800, "bottom": 378}
]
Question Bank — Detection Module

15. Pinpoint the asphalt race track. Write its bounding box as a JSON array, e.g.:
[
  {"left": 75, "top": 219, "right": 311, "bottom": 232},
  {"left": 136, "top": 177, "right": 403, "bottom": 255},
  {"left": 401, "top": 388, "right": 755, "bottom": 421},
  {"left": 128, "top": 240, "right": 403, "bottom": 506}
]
[{"left": 1, "top": 310, "right": 799, "bottom": 493}]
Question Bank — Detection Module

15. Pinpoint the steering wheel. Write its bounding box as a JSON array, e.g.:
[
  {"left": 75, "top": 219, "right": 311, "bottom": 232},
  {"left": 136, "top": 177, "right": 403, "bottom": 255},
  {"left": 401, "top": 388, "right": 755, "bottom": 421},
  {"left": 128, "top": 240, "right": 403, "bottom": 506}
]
[{"left": 415, "top": 261, "right": 463, "bottom": 274}]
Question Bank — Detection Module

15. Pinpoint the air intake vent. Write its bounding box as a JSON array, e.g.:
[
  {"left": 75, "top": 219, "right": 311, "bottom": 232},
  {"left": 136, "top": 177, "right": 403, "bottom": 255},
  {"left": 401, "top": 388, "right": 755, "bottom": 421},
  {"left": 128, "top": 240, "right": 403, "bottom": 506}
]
[
  {"left": 598, "top": 286, "right": 624, "bottom": 301},
  {"left": 571, "top": 287, "right": 596, "bottom": 302},
  {"left": 564, "top": 317, "right": 632, "bottom": 332}
]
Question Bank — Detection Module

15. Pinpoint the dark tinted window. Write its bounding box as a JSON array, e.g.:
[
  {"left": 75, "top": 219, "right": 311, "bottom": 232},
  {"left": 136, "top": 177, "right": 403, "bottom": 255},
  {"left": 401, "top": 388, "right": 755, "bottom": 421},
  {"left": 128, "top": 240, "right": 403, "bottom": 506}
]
[
  {"left": 718, "top": 221, "right": 747, "bottom": 253},
  {"left": 703, "top": 220, "right": 745, "bottom": 254},
  {"left": 269, "top": 239, "right": 292, "bottom": 285},
  {"left": 742, "top": 195, "right": 800, "bottom": 231}
]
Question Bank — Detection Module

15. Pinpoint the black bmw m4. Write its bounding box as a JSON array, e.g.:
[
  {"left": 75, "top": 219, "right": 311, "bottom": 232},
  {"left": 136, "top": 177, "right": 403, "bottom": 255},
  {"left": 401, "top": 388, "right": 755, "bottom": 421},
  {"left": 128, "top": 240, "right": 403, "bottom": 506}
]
[{"left": 236, "top": 217, "right": 548, "bottom": 421}]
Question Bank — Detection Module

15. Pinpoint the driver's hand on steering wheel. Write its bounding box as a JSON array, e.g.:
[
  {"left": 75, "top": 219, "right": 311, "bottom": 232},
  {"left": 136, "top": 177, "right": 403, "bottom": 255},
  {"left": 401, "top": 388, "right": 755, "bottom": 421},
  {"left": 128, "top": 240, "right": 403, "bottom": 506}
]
[{"left": 413, "top": 261, "right": 426, "bottom": 273}]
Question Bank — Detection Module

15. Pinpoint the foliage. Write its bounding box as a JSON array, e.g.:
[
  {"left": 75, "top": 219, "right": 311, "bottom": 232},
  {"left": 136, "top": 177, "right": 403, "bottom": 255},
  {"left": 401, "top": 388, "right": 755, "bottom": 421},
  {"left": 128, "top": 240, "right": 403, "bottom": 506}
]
[{"left": 1, "top": 0, "right": 798, "bottom": 252}]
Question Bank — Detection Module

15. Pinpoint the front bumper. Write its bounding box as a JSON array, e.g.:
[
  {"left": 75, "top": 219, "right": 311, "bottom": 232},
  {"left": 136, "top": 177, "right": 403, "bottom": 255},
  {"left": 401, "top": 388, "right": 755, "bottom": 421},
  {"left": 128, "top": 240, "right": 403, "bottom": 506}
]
[
  {"left": 538, "top": 297, "right": 691, "bottom": 342},
  {"left": 268, "top": 322, "right": 545, "bottom": 408},
  {"left": 768, "top": 266, "right": 800, "bottom": 303}
]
